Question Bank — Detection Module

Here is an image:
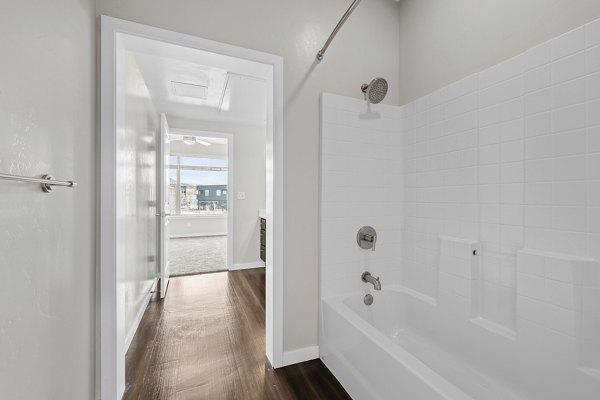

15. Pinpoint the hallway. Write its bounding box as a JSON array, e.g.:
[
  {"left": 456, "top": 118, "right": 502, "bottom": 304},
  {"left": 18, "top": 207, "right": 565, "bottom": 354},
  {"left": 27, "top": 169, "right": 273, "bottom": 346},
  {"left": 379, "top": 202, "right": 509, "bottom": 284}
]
[{"left": 124, "top": 269, "right": 350, "bottom": 399}]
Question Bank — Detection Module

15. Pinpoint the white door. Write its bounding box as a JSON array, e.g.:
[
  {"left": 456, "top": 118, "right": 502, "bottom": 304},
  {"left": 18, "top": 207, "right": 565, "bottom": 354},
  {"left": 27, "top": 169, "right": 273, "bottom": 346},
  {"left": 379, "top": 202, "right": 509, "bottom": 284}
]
[{"left": 158, "top": 113, "right": 171, "bottom": 298}]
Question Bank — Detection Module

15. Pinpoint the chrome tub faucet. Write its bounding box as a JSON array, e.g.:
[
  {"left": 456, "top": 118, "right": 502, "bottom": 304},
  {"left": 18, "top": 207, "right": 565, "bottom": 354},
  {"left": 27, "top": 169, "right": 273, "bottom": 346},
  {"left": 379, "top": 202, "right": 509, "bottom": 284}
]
[{"left": 361, "top": 271, "right": 381, "bottom": 291}]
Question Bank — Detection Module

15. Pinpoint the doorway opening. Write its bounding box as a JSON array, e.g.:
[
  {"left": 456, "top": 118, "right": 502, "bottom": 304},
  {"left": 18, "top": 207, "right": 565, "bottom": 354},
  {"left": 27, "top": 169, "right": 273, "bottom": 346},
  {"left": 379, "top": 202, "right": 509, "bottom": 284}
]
[
  {"left": 167, "top": 132, "right": 232, "bottom": 276},
  {"left": 100, "top": 16, "right": 284, "bottom": 400}
]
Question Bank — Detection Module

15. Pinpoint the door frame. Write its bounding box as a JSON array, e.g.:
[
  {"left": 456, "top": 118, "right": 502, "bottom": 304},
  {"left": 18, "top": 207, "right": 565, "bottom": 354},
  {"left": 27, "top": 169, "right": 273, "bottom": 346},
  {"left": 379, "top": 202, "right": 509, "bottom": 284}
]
[
  {"left": 168, "top": 128, "right": 235, "bottom": 270},
  {"left": 158, "top": 113, "right": 171, "bottom": 298},
  {"left": 100, "top": 15, "right": 284, "bottom": 400}
]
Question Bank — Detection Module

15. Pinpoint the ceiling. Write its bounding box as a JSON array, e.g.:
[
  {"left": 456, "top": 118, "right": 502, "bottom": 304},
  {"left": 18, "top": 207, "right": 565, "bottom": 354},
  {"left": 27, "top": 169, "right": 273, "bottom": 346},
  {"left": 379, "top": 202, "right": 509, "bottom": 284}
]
[
  {"left": 119, "top": 33, "right": 270, "bottom": 126},
  {"left": 169, "top": 133, "right": 228, "bottom": 146}
]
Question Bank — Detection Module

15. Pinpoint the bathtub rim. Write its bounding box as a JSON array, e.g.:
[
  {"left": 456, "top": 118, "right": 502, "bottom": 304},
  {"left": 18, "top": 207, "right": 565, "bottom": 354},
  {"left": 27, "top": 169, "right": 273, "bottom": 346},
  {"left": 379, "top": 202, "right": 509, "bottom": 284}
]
[{"left": 321, "top": 284, "right": 474, "bottom": 400}]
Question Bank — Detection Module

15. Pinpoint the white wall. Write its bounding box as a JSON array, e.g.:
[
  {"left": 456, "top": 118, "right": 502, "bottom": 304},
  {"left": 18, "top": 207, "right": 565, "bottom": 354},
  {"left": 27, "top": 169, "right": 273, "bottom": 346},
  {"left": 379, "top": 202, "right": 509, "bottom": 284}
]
[
  {"left": 169, "top": 140, "right": 227, "bottom": 158},
  {"left": 96, "top": 0, "right": 401, "bottom": 352},
  {"left": 116, "top": 49, "right": 159, "bottom": 342},
  {"left": 320, "top": 94, "right": 403, "bottom": 299},
  {"left": 0, "top": 0, "right": 96, "bottom": 399},
  {"left": 168, "top": 117, "right": 265, "bottom": 266},
  {"left": 169, "top": 216, "right": 227, "bottom": 238},
  {"left": 397, "top": 0, "right": 600, "bottom": 104}
]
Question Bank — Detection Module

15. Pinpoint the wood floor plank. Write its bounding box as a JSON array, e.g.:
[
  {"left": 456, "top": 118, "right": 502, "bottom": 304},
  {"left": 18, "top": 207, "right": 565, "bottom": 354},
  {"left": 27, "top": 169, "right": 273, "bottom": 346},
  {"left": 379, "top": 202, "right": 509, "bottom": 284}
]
[{"left": 124, "top": 268, "right": 351, "bottom": 400}]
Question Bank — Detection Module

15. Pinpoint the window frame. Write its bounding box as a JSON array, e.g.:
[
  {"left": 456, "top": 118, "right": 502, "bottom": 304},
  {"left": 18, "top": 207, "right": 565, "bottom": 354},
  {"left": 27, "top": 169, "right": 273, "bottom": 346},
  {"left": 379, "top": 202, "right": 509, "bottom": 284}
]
[{"left": 168, "top": 154, "right": 229, "bottom": 216}]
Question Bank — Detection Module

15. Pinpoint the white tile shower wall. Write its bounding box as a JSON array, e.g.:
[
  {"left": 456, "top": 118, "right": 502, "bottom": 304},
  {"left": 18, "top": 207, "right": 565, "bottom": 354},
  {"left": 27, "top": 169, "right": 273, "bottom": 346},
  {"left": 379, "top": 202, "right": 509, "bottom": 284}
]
[
  {"left": 403, "top": 75, "right": 481, "bottom": 300},
  {"left": 516, "top": 249, "right": 600, "bottom": 370},
  {"left": 320, "top": 93, "right": 403, "bottom": 298},
  {"left": 438, "top": 236, "right": 479, "bottom": 318},
  {"left": 402, "top": 17, "right": 600, "bottom": 334}
]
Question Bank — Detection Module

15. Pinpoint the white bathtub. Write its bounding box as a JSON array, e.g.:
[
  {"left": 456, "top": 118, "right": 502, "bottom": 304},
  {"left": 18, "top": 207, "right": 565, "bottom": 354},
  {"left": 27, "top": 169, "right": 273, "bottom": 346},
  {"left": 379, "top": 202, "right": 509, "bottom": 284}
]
[{"left": 320, "top": 285, "right": 600, "bottom": 400}]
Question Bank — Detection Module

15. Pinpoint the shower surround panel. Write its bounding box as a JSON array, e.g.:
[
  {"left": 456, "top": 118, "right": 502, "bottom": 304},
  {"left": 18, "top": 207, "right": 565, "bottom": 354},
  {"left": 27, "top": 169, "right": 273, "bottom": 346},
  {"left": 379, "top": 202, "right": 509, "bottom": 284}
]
[
  {"left": 402, "top": 19, "right": 600, "bottom": 347},
  {"left": 320, "top": 16, "right": 600, "bottom": 400}
]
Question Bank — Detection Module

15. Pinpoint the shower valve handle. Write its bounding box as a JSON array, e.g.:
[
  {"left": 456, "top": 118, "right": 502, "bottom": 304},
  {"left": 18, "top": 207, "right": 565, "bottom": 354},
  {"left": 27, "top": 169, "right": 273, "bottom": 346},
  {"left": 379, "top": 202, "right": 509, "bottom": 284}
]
[
  {"left": 361, "top": 234, "right": 376, "bottom": 251},
  {"left": 357, "top": 226, "right": 377, "bottom": 251}
]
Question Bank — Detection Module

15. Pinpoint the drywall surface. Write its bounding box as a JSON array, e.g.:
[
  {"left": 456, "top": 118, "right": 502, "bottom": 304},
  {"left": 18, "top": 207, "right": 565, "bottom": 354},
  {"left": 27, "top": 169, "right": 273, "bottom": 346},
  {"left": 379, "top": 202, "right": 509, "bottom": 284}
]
[
  {"left": 97, "top": 0, "right": 401, "bottom": 352},
  {"left": 168, "top": 117, "right": 265, "bottom": 266},
  {"left": 169, "top": 216, "right": 227, "bottom": 238},
  {"left": 397, "top": 0, "right": 600, "bottom": 104},
  {"left": 0, "top": 0, "right": 96, "bottom": 399},
  {"left": 116, "top": 49, "right": 159, "bottom": 341},
  {"left": 169, "top": 140, "right": 227, "bottom": 158}
]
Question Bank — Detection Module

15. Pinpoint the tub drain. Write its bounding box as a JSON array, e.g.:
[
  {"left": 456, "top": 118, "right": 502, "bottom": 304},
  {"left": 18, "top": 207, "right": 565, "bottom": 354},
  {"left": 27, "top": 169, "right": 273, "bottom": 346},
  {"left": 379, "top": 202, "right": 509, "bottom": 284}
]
[{"left": 364, "top": 294, "right": 374, "bottom": 306}]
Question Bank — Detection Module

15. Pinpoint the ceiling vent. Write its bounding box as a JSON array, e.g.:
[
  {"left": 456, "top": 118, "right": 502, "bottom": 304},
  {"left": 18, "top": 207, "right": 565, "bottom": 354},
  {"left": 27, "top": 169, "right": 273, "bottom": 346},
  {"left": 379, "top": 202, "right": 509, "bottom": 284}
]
[{"left": 171, "top": 81, "right": 208, "bottom": 100}]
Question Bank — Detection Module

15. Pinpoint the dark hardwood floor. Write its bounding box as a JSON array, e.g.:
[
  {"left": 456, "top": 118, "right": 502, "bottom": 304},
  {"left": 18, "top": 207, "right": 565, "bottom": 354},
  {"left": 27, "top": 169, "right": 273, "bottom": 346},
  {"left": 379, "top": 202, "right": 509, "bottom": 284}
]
[{"left": 124, "top": 268, "right": 351, "bottom": 400}]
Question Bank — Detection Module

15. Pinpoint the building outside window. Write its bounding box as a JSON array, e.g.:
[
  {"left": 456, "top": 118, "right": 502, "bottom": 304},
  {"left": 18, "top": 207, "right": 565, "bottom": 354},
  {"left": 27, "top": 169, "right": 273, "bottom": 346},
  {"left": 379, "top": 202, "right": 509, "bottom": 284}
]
[
  {"left": 168, "top": 155, "right": 228, "bottom": 215},
  {"left": 196, "top": 184, "right": 228, "bottom": 212}
]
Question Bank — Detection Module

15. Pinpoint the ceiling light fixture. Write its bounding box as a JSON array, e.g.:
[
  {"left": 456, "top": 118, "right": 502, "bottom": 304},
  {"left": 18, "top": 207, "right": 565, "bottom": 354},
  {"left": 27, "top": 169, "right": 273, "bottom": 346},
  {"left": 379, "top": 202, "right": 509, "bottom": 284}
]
[
  {"left": 182, "top": 136, "right": 196, "bottom": 145},
  {"left": 182, "top": 136, "right": 212, "bottom": 146}
]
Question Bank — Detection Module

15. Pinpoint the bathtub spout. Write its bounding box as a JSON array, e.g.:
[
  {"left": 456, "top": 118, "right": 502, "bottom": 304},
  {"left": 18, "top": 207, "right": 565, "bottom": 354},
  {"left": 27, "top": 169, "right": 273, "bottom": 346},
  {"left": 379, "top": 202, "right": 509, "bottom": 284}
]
[{"left": 361, "top": 271, "right": 381, "bottom": 290}]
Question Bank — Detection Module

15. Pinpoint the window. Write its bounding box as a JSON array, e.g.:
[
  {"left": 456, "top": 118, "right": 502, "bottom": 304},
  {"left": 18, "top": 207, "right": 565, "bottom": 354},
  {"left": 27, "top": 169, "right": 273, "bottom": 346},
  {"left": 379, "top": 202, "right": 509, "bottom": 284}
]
[{"left": 168, "top": 155, "right": 228, "bottom": 216}]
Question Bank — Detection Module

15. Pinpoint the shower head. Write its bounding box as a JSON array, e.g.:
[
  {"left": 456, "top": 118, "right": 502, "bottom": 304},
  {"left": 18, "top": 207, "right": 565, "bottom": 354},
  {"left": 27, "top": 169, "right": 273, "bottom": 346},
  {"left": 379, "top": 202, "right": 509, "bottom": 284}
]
[{"left": 361, "top": 78, "right": 388, "bottom": 104}]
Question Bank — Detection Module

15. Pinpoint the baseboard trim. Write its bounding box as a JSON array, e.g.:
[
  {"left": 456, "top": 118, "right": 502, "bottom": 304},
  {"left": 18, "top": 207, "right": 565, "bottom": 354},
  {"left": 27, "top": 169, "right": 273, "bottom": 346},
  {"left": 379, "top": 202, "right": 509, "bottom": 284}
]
[
  {"left": 282, "top": 346, "right": 320, "bottom": 367},
  {"left": 229, "top": 261, "right": 265, "bottom": 271},
  {"left": 170, "top": 232, "right": 227, "bottom": 238},
  {"left": 125, "top": 277, "right": 157, "bottom": 352}
]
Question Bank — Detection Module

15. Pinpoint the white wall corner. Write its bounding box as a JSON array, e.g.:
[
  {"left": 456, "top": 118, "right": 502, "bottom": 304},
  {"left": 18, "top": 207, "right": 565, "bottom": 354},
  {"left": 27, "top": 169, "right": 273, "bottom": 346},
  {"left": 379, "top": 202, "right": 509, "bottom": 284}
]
[{"left": 281, "top": 346, "right": 320, "bottom": 367}]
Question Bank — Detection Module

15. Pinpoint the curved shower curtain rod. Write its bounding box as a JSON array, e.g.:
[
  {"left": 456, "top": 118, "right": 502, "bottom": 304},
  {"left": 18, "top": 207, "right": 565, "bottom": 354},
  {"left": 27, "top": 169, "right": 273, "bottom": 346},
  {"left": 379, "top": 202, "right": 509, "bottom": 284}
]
[{"left": 316, "top": 0, "right": 363, "bottom": 62}]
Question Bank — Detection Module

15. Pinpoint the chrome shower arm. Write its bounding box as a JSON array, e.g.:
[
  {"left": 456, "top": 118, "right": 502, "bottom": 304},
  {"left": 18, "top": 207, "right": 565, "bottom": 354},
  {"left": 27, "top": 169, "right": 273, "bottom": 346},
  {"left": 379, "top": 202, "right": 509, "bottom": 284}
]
[{"left": 317, "top": 0, "right": 363, "bottom": 62}]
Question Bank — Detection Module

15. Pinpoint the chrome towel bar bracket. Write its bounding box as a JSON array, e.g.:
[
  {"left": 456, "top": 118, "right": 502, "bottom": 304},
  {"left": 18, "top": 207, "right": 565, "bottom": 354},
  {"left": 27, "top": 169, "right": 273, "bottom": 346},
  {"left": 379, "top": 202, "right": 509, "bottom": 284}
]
[{"left": 0, "top": 173, "right": 77, "bottom": 193}]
